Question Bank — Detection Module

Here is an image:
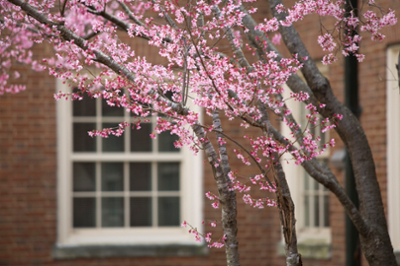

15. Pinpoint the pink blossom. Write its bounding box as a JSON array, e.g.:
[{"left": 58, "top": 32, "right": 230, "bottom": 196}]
[
  {"left": 318, "top": 34, "right": 336, "bottom": 52},
  {"left": 272, "top": 33, "right": 282, "bottom": 45},
  {"left": 322, "top": 54, "right": 338, "bottom": 65},
  {"left": 212, "top": 201, "right": 220, "bottom": 209}
]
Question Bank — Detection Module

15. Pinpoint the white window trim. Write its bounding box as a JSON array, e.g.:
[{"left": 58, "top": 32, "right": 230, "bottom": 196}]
[
  {"left": 56, "top": 78, "right": 203, "bottom": 247},
  {"left": 386, "top": 45, "right": 400, "bottom": 252},
  {"left": 281, "top": 63, "right": 331, "bottom": 246},
  {"left": 281, "top": 97, "right": 331, "bottom": 245}
]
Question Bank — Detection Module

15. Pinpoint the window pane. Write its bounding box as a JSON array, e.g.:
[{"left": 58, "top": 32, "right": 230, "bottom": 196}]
[
  {"left": 130, "top": 163, "right": 151, "bottom": 191},
  {"left": 102, "top": 197, "right": 124, "bottom": 227},
  {"left": 73, "top": 123, "right": 96, "bottom": 152},
  {"left": 101, "top": 162, "right": 123, "bottom": 191},
  {"left": 73, "top": 91, "right": 96, "bottom": 117},
  {"left": 102, "top": 98, "right": 124, "bottom": 117},
  {"left": 102, "top": 123, "right": 124, "bottom": 152},
  {"left": 130, "top": 197, "right": 152, "bottom": 227},
  {"left": 158, "top": 130, "right": 179, "bottom": 152},
  {"left": 313, "top": 177, "right": 319, "bottom": 190},
  {"left": 158, "top": 163, "right": 179, "bottom": 191},
  {"left": 158, "top": 197, "right": 180, "bottom": 226},
  {"left": 131, "top": 123, "right": 152, "bottom": 152},
  {"left": 73, "top": 162, "right": 95, "bottom": 191},
  {"left": 320, "top": 131, "right": 326, "bottom": 145},
  {"left": 304, "top": 174, "right": 309, "bottom": 191},
  {"left": 324, "top": 195, "right": 330, "bottom": 227},
  {"left": 73, "top": 197, "right": 96, "bottom": 228},
  {"left": 304, "top": 195, "right": 310, "bottom": 227},
  {"left": 314, "top": 195, "right": 320, "bottom": 227},
  {"left": 310, "top": 124, "right": 316, "bottom": 137}
]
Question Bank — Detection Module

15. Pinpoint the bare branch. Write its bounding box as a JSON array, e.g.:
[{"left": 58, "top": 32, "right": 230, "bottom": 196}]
[
  {"left": 60, "top": 0, "right": 68, "bottom": 17},
  {"left": 396, "top": 52, "right": 400, "bottom": 90}
]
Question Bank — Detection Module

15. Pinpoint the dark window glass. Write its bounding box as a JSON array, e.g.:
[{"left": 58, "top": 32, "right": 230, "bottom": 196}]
[
  {"left": 101, "top": 162, "right": 123, "bottom": 191},
  {"left": 73, "top": 123, "right": 96, "bottom": 152},
  {"left": 102, "top": 123, "right": 124, "bottom": 152},
  {"left": 313, "top": 177, "right": 319, "bottom": 190},
  {"left": 314, "top": 195, "right": 320, "bottom": 227},
  {"left": 158, "top": 163, "right": 179, "bottom": 191},
  {"left": 304, "top": 195, "right": 310, "bottom": 227},
  {"left": 73, "top": 197, "right": 96, "bottom": 228},
  {"left": 158, "top": 130, "right": 179, "bottom": 152},
  {"left": 324, "top": 195, "right": 330, "bottom": 227},
  {"left": 158, "top": 197, "right": 180, "bottom": 226},
  {"left": 304, "top": 174, "right": 309, "bottom": 190},
  {"left": 131, "top": 123, "right": 152, "bottom": 152},
  {"left": 102, "top": 197, "right": 124, "bottom": 227},
  {"left": 130, "top": 163, "right": 151, "bottom": 191},
  {"left": 102, "top": 98, "right": 124, "bottom": 117},
  {"left": 73, "top": 90, "right": 96, "bottom": 117},
  {"left": 73, "top": 162, "right": 95, "bottom": 191},
  {"left": 130, "top": 197, "right": 152, "bottom": 227}
]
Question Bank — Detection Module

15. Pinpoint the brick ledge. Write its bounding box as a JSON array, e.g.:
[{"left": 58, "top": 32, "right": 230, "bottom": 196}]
[
  {"left": 52, "top": 244, "right": 208, "bottom": 259},
  {"left": 277, "top": 241, "right": 331, "bottom": 260}
]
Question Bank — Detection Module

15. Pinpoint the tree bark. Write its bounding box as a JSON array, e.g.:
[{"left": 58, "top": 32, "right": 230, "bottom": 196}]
[
  {"left": 274, "top": 161, "right": 302, "bottom": 266},
  {"left": 192, "top": 123, "right": 240, "bottom": 266}
]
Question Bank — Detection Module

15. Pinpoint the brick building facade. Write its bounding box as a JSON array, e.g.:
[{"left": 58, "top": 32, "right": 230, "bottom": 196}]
[{"left": 1, "top": 0, "right": 400, "bottom": 265}]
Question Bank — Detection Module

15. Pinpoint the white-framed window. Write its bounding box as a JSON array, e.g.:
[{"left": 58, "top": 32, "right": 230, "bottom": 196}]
[
  {"left": 281, "top": 63, "right": 331, "bottom": 248},
  {"left": 386, "top": 45, "right": 400, "bottom": 253},
  {"left": 56, "top": 79, "right": 203, "bottom": 247}
]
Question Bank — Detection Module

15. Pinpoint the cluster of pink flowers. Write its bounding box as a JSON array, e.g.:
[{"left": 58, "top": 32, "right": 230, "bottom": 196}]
[
  {"left": 242, "top": 194, "right": 277, "bottom": 209},
  {"left": 361, "top": 9, "right": 397, "bottom": 41},
  {"left": 181, "top": 220, "right": 226, "bottom": 248},
  {"left": 233, "top": 149, "right": 251, "bottom": 166},
  {"left": 206, "top": 191, "right": 220, "bottom": 209},
  {"left": 290, "top": 91, "right": 310, "bottom": 102},
  {"left": 276, "top": 0, "right": 396, "bottom": 64},
  {"left": 88, "top": 122, "right": 129, "bottom": 138},
  {"left": 318, "top": 34, "right": 336, "bottom": 52}
]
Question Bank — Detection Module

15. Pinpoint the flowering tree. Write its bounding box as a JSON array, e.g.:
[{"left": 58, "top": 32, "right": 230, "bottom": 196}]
[{"left": 0, "top": 0, "right": 397, "bottom": 265}]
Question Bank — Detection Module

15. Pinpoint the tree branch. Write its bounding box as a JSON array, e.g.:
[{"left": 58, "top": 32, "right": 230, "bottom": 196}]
[
  {"left": 191, "top": 122, "right": 240, "bottom": 266},
  {"left": 7, "top": 0, "right": 188, "bottom": 117}
]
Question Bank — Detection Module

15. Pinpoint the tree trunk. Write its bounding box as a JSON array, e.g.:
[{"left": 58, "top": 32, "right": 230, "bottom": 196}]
[{"left": 274, "top": 161, "right": 302, "bottom": 266}]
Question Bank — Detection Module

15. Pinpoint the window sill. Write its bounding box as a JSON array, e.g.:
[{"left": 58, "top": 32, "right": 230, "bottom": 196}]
[
  {"left": 277, "top": 239, "right": 331, "bottom": 260},
  {"left": 52, "top": 244, "right": 209, "bottom": 259}
]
